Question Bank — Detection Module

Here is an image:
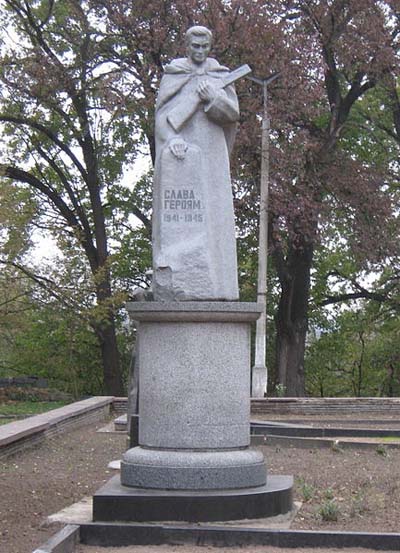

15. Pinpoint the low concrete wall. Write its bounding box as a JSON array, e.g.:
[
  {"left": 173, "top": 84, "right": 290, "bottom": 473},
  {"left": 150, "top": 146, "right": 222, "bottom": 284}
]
[
  {"left": 0, "top": 396, "right": 114, "bottom": 460},
  {"left": 251, "top": 397, "right": 400, "bottom": 416},
  {"left": 6, "top": 396, "right": 397, "bottom": 460},
  {"left": 112, "top": 397, "right": 128, "bottom": 415}
]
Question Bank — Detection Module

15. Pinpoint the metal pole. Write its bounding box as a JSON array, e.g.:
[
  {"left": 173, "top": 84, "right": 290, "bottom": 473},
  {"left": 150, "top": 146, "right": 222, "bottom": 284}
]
[{"left": 249, "top": 73, "right": 280, "bottom": 398}]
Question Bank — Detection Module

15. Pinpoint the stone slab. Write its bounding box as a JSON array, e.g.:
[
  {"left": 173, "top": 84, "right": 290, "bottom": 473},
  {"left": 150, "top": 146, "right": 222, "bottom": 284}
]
[
  {"left": 121, "top": 447, "right": 266, "bottom": 489},
  {"left": 114, "top": 414, "right": 127, "bottom": 431},
  {"left": 96, "top": 422, "right": 120, "bottom": 433},
  {"left": 93, "top": 474, "right": 293, "bottom": 522},
  {"left": 251, "top": 423, "right": 400, "bottom": 438},
  {"left": 32, "top": 524, "right": 79, "bottom": 553},
  {"left": 46, "top": 496, "right": 300, "bottom": 529},
  {"left": 126, "top": 301, "right": 263, "bottom": 322},
  {"left": 108, "top": 459, "right": 121, "bottom": 470},
  {"left": 79, "top": 522, "right": 400, "bottom": 549},
  {"left": 48, "top": 497, "right": 93, "bottom": 525},
  {"left": 257, "top": 434, "right": 400, "bottom": 450}
]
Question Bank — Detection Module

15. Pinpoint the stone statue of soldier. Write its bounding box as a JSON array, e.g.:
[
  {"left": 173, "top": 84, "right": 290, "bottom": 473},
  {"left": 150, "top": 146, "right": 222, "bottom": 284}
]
[
  {"left": 96, "top": 26, "right": 292, "bottom": 522},
  {"left": 152, "top": 25, "right": 240, "bottom": 301}
]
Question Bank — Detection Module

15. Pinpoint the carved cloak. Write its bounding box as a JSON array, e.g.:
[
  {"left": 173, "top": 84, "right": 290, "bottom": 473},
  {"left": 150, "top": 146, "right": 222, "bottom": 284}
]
[{"left": 152, "top": 57, "right": 240, "bottom": 301}]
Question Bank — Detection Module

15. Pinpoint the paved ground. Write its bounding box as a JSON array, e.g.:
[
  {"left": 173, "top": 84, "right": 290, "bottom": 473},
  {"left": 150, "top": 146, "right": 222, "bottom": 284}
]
[{"left": 76, "top": 546, "right": 390, "bottom": 553}]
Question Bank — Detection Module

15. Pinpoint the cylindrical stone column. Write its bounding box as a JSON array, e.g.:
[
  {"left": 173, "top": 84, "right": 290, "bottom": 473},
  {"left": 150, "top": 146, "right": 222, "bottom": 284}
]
[{"left": 121, "top": 302, "right": 266, "bottom": 490}]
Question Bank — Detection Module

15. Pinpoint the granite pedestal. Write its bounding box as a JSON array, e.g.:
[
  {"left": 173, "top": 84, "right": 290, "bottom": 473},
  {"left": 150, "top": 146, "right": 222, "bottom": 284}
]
[
  {"left": 93, "top": 302, "right": 293, "bottom": 521},
  {"left": 122, "top": 302, "right": 265, "bottom": 490}
]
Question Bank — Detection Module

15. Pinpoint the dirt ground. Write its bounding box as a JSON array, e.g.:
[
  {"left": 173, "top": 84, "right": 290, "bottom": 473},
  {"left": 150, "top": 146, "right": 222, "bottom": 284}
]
[
  {"left": 268, "top": 444, "right": 400, "bottom": 532},
  {"left": 0, "top": 421, "right": 127, "bottom": 553},
  {"left": 1, "top": 418, "right": 400, "bottom": 553}
]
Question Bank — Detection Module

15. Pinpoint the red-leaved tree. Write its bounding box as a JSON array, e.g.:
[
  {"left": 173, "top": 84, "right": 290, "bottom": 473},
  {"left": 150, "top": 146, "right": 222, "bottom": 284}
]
[{"left": 2, "top": 0, "right": 398, "bottom": 395}]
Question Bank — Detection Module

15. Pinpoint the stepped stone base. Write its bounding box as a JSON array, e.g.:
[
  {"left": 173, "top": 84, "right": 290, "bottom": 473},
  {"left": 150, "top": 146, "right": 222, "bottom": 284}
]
[
  {"left": 121, "top": 447, "right": 266, "bottom": 490},
  {"left": 100, "top": 302, "right": 295, "bottom": 523},
  {"left": 93, "top": 474, "right": 293, "bottom": 522}
]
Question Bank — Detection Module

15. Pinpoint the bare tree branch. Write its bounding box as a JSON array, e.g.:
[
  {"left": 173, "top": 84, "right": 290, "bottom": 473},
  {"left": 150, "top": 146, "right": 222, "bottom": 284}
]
[{"left": 0, "top": 115, "right": 88, "bottom": 179}]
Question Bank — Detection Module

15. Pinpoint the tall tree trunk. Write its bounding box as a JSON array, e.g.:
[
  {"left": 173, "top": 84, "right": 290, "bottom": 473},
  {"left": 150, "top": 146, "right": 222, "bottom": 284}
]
[
  {"left": 274, "top": 242, "right": 314, "bottom": 396},
  {"left": 81, "top": 124, "right": 124, "bottom": 396},
  {"left": 94, "top": 276, "right": 124, "bottom": 396}
]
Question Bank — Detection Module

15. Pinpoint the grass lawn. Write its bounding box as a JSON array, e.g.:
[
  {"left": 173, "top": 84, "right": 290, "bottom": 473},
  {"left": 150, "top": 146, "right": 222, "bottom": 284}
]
[{"left": 0, "top": 400, "right": 69, "bottom": 423}]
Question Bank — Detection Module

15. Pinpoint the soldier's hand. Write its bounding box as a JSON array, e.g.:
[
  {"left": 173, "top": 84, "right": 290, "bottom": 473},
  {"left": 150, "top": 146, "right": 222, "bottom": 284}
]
[
  {"left": 169, "top": 137, "right": 188, "bottom": 160},
  {"left": 197, "top": 80, "right": 216, "bottom": 103}
]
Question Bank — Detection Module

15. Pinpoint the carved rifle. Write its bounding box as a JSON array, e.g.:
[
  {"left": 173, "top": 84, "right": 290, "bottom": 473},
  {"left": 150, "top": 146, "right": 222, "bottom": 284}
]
[{"left": 167, "top": 64, "right": 251, "bottom": 133}]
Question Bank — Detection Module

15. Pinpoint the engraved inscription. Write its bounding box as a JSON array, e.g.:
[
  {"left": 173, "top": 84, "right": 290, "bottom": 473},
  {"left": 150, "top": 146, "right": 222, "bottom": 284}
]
[{"left": 163, "top": 188, "right": 204, "bottom": 223}]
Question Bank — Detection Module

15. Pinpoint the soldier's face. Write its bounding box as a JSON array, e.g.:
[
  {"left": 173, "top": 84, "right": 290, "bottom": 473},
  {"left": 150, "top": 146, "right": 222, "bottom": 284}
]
[{"left": 187, "top": 36, "right": 211, "bottom": 64}]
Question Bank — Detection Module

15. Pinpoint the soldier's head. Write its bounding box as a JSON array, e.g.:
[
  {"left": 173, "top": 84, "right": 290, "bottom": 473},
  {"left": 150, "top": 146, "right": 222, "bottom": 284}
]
[{"left": 186, "top": 26, "right": 212, "bottom": 65}]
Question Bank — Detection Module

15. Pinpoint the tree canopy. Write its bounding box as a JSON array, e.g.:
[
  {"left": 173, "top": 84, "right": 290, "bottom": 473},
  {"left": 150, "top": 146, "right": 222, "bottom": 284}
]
[{"left": 0, "top": 0, "right": 399, "bottom": 396}]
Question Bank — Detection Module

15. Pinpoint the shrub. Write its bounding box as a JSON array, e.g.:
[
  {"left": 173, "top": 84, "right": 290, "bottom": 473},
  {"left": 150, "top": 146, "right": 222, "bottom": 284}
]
[
  {"left": 299, "top": 480, "right": 316, "bottom": 502},
  {"left": 324, "top": 487, "right": 334, "bottom": 500},
  {"left": 376, "top": 444, "right": 388, "bottom": 457},
  {"left": 319, "top": 499, "right": 340, "bottom": 521}
]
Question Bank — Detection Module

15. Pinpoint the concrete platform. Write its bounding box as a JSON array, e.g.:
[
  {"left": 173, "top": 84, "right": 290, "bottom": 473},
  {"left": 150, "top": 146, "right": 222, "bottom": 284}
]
[
  {"left": 93, "top": 474, "right": 293, "bottom": 522},
  {"left": 47, "top": 495, "right": 300, "bottom": 529}
]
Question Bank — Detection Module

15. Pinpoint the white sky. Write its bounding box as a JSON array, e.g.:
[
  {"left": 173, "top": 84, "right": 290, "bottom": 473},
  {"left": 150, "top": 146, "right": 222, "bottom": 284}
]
[{"left": 30, "top": 154, "right": 151, "bottom": 263}]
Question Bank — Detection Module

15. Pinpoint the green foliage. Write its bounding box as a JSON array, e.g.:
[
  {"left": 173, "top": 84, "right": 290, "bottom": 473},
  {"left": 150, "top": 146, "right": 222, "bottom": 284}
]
[
  {"left": 305, "top": 303, "right": 400, "bottom": 397},
  {"left": 275, "top": 383, "right": 286, "bottom": 397},
  {"left": 318, "top": 499, "right": 340, "bottom": 522},
  {"left": 107, "top": 170, "right": 153, "bottom": 288},
  {"left": 1, "top": 386, "right": 71, "bottom": 402},
  {"left": 376, "top": 444, "right": 388, "bottom": 457},
  {"left": 298, "top": 479, "right": 316, "bottom": 502},
  {"left": 0, "top": 180, "right": 37, "bottom": 259},
  {"left": 339, "top": 87, "right": 398, "bottom": 168},
  {"left": 0, "top": 263, "right": 105, "bottom": 397},
  {"left": 324, "top": 487, "right": 335, "bottom": 500},
  {"left": 350, "top": 491, "right": 369, "bottom": 518},
  {"left": 0, "top": 401, "right": 68, "bottom": 416},
  {"left": 1, "top": 303, "right": 104, "bottom": 397}
]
